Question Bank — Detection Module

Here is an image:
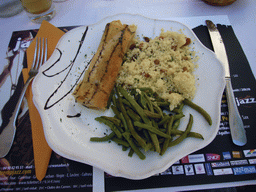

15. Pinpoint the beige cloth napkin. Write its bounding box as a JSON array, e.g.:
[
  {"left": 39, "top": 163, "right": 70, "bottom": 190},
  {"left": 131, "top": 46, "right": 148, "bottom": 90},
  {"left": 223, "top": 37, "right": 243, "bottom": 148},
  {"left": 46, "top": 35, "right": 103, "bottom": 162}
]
[{"left": 22, "top": 20, "right": 65, "bottom": 181}]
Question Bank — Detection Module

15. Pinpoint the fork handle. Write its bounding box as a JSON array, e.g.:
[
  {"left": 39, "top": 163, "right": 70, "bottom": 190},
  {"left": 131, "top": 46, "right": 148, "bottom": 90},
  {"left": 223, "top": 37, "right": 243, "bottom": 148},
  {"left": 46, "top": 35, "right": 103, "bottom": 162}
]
[
  {"left": 10, "top": 76, "right": 35, "bottom": 124},
  {"left": 0, "top": 76, "right": 34, "bottom": 158}
]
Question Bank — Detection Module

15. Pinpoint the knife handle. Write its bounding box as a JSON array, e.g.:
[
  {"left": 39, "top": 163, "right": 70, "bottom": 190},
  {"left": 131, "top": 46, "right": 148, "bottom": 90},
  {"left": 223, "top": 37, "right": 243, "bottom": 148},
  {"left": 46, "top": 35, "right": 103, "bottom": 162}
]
[{"left": 225, "top": 78, "right": 247, "bottom": 146}]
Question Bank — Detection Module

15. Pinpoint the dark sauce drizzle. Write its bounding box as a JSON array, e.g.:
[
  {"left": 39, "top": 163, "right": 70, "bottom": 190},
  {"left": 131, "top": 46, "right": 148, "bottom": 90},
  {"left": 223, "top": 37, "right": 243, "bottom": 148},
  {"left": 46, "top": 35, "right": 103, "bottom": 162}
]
[
  {"left": 67, "top": 113, "right": 81, "bottom": 118},
  {"left": 42, "top": 48, "right": 73, "bottom": 77},
  {"left": 44, "top": 26, "right": 90, "bottom": 110}
]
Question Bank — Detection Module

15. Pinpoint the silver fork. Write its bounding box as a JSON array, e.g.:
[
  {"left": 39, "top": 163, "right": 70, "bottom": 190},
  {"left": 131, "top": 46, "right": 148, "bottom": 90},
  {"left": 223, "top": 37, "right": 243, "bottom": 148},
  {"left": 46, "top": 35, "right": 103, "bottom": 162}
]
[{"left": 0, "top": 37, "right": 47, "bottom": 158}]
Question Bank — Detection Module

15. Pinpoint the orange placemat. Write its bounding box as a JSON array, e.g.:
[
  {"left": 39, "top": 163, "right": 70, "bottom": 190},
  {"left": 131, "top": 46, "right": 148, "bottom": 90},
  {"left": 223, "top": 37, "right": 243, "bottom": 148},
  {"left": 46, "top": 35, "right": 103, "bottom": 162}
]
[{"left": 22, "top": 20, "right": 65, "bottom": 181}]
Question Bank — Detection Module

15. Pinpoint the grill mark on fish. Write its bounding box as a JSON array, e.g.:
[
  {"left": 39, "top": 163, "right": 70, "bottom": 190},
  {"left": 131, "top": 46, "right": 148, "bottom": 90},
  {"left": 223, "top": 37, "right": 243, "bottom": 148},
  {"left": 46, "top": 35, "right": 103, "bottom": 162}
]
[
  {"left": 86, "top": 23, "right": 110, "bottom": 83},
  {"left": 83, "top": 25, "right": 129, "bottom": 106}
]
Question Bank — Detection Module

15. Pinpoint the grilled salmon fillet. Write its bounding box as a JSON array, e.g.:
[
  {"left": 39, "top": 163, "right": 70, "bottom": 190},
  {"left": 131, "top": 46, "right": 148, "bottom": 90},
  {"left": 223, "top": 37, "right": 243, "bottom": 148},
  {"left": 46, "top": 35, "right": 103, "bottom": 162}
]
[{"left": 73, "top": 20, "right": 137, "bottom": 110}]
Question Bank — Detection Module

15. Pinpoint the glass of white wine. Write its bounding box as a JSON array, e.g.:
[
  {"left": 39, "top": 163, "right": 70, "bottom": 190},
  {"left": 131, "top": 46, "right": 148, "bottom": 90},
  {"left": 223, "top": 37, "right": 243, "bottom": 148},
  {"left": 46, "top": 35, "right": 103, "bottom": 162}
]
[{"left": 20, "top": 0, "right": 56, "bottom": 23}]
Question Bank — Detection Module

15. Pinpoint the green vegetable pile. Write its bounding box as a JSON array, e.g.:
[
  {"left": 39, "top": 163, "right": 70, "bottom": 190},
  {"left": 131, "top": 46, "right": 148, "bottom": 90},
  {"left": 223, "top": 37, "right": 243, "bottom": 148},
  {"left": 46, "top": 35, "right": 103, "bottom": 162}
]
[{"left": 90, "top": 86, "right": 212, "bottom": 160}]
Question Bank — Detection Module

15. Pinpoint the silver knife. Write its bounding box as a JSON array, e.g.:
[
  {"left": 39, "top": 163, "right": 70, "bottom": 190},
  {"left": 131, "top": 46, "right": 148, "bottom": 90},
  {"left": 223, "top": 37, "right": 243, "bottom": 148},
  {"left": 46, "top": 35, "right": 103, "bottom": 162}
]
[{"left": 206, "top": 20, "right": 247, "bottom": 146}]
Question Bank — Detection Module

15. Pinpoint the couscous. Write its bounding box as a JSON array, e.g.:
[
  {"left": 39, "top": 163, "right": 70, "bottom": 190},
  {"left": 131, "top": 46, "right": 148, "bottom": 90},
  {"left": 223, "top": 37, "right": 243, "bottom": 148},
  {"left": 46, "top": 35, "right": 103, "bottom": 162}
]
[{"left": 117, "top": 29, "right": 198, "bottom": 110}]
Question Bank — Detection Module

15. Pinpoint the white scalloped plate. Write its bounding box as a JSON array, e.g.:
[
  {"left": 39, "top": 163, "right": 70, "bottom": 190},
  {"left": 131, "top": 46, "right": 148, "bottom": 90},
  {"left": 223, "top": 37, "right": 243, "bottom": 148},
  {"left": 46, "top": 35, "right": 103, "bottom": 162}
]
[{"left": 32, "top": 13, "right": 225, "bottom": 180}]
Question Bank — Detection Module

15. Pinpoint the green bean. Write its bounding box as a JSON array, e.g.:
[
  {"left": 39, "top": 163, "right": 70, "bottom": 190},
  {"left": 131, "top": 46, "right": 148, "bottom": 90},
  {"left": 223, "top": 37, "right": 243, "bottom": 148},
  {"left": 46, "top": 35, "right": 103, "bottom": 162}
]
[
  {"left": 144, "top": 110, "right": 162, "bottom": 119},
  {"left": 158, "top": 115, "right": 171, "bottom": 126},
  {"left": 122, "top": 145, "right": 129, "bottom": 151},
  {"left": 95, "top": 117, "right": 122, "bottom": 139},
  {"left": 149, "top": 120, "right": 161, "bottom": 153},
  {"left": 188, "top": 132, "right": 204, "bottom": 140},
  {"left": 128, "top": 148, "right": 135, "bottom": 157},
  {"left": 166, "top": 116, "right": 175, "bottom": 135},
  {"left": 159, "top": 128, "right": 166, "bottom": 132},
  {"left": 169, "top": 114, "right": 193, "bottom": 147},
  {"left": 122, "top": 132, "right": 146, "bottom": 160},
  {"left": 126, "top": 107, "right": 141, "bottom": 122},
  {"left": 172, "top": 103, "right": 184, "bottom": 114},
  {"left": 184, "top": 99, "right": 212, "bottom": 125},
  {"left": 172, "top": 119, "right": 181, "bottom": 130},
  {"left": 138, "top": 92, "right": 148, "bottom": 109},
  {"left": 91, "top": 86, "right": 208, "bottom": 160},
  {"left": 118, "top": 86, "right": 151, "bottom": 124},
  {"left": 144, "top": 142, "right": 155, "bottom": 152},
  {"left": 122, "top": 146, "right": 128, "bottom": 151},
  {"left": 142, "top": 129, "right": 151, "bottom": 142},
  {"left": 106, "top": 89, "right": 115, "bottom": 109},
  {"left": 156, "top": 101, "right": 170, "bottom": 107},
  {"left": 90, "top": 132, "right": 116, "bottom": 142},
  {"left": 127, "top": 114, "right": 148, "bottom": 149},
  {"left": 134, "top": 121, "right": 172, "bottom": 139},
  {"left": 170, "top": 129, "right": 184, "bottom": 136},
  {"left": 116, "top": 87, "right": 147, "bottom": 149},
  {"left": 111, "top": 105, "right": 121, "bottom": 119},
  {"left": 119, "top": 112, "right": 128, "bottom": 132},
  {"left": 111, "top": 93, "right": 118, "bottom": 110},
  {"left": 142, "top": 92, "right": 154, "bottom": 111},
  {"left": 100, "top": 116, "right": 121, "bottom": 127},
  {"left": 112, "top": 138, "right": 130, "bottom": 147},
  {"left": 122, "top": 98, "right": 133, "bottom": 108},
  {"left": 173, "top": 113, "right": 185, "bottom": 121},
  {"left": 152, "top": 102, "right": 164, "bottom": 118},
  {"left": 160, "top": 115, "right": 174, "bottom": 156},
  {"left": 171, "top": 130, "right": 204, "bottom": 140},
  {"left": 143, "top": 92, "right": 161, "bottom": 153}
]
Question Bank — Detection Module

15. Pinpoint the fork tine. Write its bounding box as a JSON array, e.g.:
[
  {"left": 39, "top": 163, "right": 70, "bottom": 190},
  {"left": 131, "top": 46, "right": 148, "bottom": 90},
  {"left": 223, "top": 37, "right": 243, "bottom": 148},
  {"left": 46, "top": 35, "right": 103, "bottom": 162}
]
[
  {"left": 31, "top": 37, "right": 38, "bottom": 70},
  {"left": 34, "top": 37, "right": 41, "bottom": 70},
  {"left": 44, "top": 38, "right": 48, "bottom": 63},
  {"left": 39, "top": 37, "right": 44, "bottom": 68},
  {"left": 37, "top": 38, "right": 47, "bottom": 69}
]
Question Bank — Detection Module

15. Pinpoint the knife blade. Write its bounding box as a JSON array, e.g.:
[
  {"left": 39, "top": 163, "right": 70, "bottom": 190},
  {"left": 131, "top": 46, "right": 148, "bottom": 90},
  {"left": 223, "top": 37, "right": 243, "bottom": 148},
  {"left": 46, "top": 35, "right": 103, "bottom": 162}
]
[{"left": 206, "top": 20, "right": 247, "bottom": 146}]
